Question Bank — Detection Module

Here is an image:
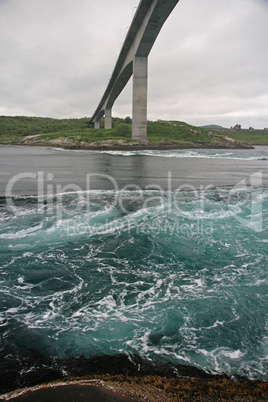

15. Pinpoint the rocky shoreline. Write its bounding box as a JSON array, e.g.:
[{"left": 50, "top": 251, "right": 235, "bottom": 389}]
[{"left": 1, "top": 135, "right": 254, "bottom": 150}]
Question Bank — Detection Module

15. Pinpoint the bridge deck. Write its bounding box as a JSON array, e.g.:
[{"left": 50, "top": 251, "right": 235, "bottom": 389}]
[{"left": 89, "top": 0, "right": 180, "bottom": 140}]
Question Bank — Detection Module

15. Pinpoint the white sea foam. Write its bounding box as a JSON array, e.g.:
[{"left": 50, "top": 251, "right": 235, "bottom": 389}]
[
  {"left": 0, "top": 185, "right": 268, "bottom": 380},
  {"left": 49, "top": 146, "right": 268, "bottom": 161},
  {"left": 96, "top": 149, "right": 268, "bottom": 161}
]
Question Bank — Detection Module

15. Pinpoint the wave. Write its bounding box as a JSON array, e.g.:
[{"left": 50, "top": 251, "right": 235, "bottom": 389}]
[
  {"left": 99, "top": 149, "right": 268, "bottom": 160},
  {"left": 51, "top": 146, "right": 268, "bottom": 161}
]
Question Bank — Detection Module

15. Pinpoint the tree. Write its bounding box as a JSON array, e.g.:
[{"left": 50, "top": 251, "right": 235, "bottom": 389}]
[
  {"left": 124, "top": 116, "right": 132, "bottom": 124},
  {"left": 234, "top": 124, "right": 241, "bottom": 130}
]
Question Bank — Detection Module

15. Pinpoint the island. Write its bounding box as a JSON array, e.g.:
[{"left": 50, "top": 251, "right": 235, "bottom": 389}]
[{"left": 1, "top": 116, "right": 267, "bottom": 150}]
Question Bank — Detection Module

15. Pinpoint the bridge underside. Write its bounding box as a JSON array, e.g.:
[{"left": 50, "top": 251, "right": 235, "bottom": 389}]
[{"left": 89, "top": 0, "right": 180, "bottom": 141}]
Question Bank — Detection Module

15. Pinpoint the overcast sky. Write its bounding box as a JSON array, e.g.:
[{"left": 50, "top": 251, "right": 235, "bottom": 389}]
[{"left": 0, "top": 0, "right": 267, "bottom": 128}]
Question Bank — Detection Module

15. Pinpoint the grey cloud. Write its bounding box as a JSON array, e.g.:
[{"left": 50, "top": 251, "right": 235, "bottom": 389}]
[{"left": 0, "top": 0, "right": 267, "bottom": 128}]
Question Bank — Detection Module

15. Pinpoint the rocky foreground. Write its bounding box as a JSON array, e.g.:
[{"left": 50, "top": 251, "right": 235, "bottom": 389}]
[
  {"left": 2, "top": 375, "right": 268, "bottom": 401},
  {"left": 0, "top": 355, "right": 267, "bottom": 401}
]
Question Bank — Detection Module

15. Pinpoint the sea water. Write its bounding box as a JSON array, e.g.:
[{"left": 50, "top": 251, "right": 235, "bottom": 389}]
[{"left": 0, "top": 146, "right": 267, "bottom": 387}]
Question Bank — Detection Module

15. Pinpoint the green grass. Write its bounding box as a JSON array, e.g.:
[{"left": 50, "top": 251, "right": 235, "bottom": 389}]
[
  {"left": 35, "top": 129, "right": 128, "bottom": 142},
  {"left": 219, "top": 130, "right": 268, "bottom": 145},
  {"left": 147, "top": 121, "right": 213, "bottom": 144},
  {"left": 0, "top": 116, "right": 89, "bottom": 142},
  {"left": 0, "top": 116, "right": 132, "bottom": 143},
  {"left": 1, "top": 115, "right": 266, "bottom": 146}
]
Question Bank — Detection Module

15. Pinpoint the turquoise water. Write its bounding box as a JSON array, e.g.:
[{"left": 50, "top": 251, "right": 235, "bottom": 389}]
[
  {"left": 0, "top": 146, "right": 268, "bottom": 389},
  {"left": 1, "top": 186, "right": 268, "bottom": 381}
]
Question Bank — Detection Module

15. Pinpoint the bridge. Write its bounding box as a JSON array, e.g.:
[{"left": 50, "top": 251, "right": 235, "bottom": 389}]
[{"left": 89, "top": 0, "right": 180, "bottom": 141}]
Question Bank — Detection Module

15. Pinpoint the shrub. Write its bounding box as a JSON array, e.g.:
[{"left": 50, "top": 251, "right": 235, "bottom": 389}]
[{"left": 116, "top": 123, "right": 130, "bottom": 137}]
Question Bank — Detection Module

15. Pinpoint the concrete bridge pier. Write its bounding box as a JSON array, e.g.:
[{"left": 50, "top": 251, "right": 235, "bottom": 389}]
[
  {"left": 132, "top": 56, "right": 148, "bottom": 141},
  {"left": 105, "top": 108, "right": 112, "bottom": 129},
  {"left": 90, "top": 0, "right": 180, "bottom": 140}
]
